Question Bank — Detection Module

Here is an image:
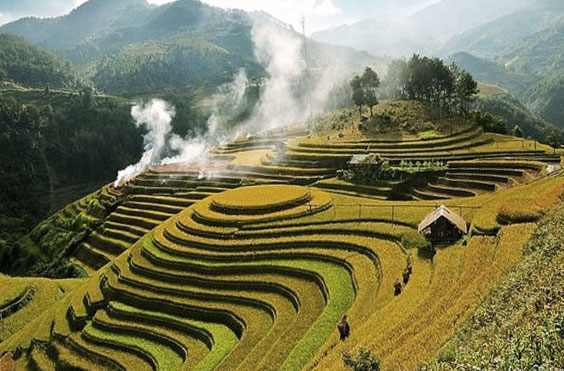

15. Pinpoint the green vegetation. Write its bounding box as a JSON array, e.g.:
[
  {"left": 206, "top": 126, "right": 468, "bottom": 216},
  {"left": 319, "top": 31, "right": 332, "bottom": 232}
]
[
  {"left": 382, "top": 55, "right": 478, "bottom": 117},
  {"left": 0, "top": 34, "right": 78, "bottom": 90},
  {"left": 0, "top": 0, "right": 375, "bottom": 96},
  {"left": 0, "top": 276, "right": 83, "bottom": 342},
  {"left": 429, "top": 199, "right": 564, "bottom": 370},
  {"left": 351, "top": 67, "right": 381, "bottom": 118},
  {"left": 342, "top": 348, "right": 381, "bottom": 371},
  {"left": 0, "top": 1, "right": 562, "bottom": 370},
  {"left": 475, "top": 91, "right": 564, "bottom": 145},
  {"left": 0, "top": 92, "right": 142, "bottom": 251}
]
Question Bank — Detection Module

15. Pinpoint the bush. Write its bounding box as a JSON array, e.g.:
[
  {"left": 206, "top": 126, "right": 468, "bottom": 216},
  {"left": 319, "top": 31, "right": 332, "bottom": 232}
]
[
  {"left": 497, "top": 200, "right": 543, "bottom": 225},
  {"left": 401, "top": 231, "right": 430, "bottom": 251},
  {"left": 343, "top": 348, "right": 381, "bottom": 371}
]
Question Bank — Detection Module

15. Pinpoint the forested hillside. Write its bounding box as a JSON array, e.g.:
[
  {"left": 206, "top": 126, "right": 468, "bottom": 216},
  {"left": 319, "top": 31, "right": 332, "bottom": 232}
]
[
  {"left": 448, "top": 52, "right": 531, "bottom": 93},
  {"left": 0, "top": 34, "right": 78, "bottom": 89},
  {"left": 0, "top": 0, "right": 376, "bottom": 96},
  {"left": 0, "top": 92, "right": 142, "bottom": 239},
  {"left": 0, "top": 0, "right": 151, "bottom": 51},
  {"left": 441, "top": 3, "right": 564, "bottom": 131},
  {"left": 442, "top": 1, "right": 564, "bottom": 59}
]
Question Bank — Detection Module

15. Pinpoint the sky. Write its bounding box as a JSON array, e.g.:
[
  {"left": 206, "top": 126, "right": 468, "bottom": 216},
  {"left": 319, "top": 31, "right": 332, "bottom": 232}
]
[{"left": 0, "top": 0, "right": 438, "bottom": 32}]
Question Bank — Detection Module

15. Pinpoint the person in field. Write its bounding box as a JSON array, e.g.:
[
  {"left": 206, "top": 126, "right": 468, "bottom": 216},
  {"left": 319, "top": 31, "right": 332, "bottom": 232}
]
[
  {"left": 407, "top": 255, "right": 413, "bottom": 275},
  {"left": 394, "top": 279, "right": 402, "bottom": 296},
  {"left": 338, "top": 315, "right": 351, "bottom": 341},
  {"left": 403, "top": 268, "right": 411, "bottom": 285}
]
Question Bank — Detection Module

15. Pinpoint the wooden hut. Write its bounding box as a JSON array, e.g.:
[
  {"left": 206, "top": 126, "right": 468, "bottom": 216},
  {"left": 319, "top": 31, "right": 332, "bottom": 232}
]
[{"left": 418, "top": 205, "right": 468, "bottom": 244}]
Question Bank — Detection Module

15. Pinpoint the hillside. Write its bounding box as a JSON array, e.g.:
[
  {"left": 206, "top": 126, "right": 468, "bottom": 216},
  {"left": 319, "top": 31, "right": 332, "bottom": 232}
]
[
  {"left": 448, "top": 52, "right": 531, "bottom": 93},
  {"left": 429, "top": 198, "right": 564, "bottom": 369},
  {"left": 0, "top": 90, "right": 143, "bottom": 264},
  {"left": 441, "top": 2, "right": 564, "bottom": 59},
  {"left": 312, "top": 0, "right": 534, "bottom": 57},
  {"left": 0, "top": 0, "right": 379, "bottom": 95},
  {"left": 448, "top": 52, "right": 564, "bottom": 133},
  {"left": 0, "top": 2, "right": 563, "bottom": 369},
  {"left": 523, "top": 73, "right": 564, "bottom": 128},
  {"left": 474, "top": 86, "right": 562, "bottom": 143},
  {"left": 0, "top": 33, "right": 78, "bottom": 89},
  {"left": 0, "top": 0, "right": 151, "bottom": 51},
  {"left": 0, "top": 99, "right": 562, "bottom": 370}
]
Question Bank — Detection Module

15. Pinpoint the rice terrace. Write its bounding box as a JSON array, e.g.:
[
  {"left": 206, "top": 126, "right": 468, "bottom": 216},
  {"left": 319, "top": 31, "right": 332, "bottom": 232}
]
[{"left": 1, "top": 0, "right": 563, "bottom": 370}]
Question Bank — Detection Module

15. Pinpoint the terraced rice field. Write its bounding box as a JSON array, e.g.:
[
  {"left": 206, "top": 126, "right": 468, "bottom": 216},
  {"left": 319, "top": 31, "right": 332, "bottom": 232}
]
[
  {"left": 1, "top": 120, "right": 562, "bottom": 370},
  {"left": 2, "top": 173, "right": 563, "bottom": 370},
  {"left": 0, "top": 277, "right": 83, "bottom": 342}
]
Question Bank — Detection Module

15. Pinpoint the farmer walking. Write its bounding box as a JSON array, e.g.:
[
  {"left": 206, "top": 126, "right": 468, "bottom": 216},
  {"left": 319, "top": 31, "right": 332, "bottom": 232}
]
[{"left": 338, "top": 315, "right": 351, "bottom": 341}]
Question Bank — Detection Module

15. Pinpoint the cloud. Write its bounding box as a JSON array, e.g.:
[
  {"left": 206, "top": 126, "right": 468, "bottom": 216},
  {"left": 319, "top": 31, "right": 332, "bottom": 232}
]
[
  {"left": 202, "top": 0, "right": 345, "bottom": 33},
  {"left": 313, "top": 0, "right": 341, "bottom": 17}
]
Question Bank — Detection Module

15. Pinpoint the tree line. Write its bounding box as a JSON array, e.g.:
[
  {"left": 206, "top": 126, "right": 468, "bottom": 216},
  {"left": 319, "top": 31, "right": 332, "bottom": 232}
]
[
  {"left": 351, "top": 55, "right": 479, "bottom": 118},
  {"left": 0, "top": 33, "right": 79, "bottom": 90},
  {"left": 383, "top": 55, "right": 478, "bottom": 116}
]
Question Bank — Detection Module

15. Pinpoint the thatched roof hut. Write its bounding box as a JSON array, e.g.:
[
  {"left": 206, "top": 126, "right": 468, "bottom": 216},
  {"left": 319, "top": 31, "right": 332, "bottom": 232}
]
[{"left": 418, "top": 205, "right": 468, "bottom": 243}]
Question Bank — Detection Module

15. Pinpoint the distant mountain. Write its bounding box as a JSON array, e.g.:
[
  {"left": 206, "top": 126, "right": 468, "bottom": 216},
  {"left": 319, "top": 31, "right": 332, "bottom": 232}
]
[
  {"left": 445, "top": 9, "right": 564, "bottom": 130},
  {"left": 441, "top": 1, "right": 564, "bottom": 59},
  {"left": 476, "top": 91, "right": 559, "bottom": 140},
  {"left": 0, "top": 33, "right": 78, "bottom": 89},
  {"left": 523, "top": 73, "right": 564, "bottom": 128},
  {"left": 1, "top": 0, "right": 379, "bottom": 95},
  {"left": 312, "top": 0, "right": 533, "bottom": 57},
  {"left": 448, "top": 52, "right": 532, "bottom": 93},
  {"left": 501, "top": 18, "right": 564, "bottom": 77},
  {"left": 0, "top": 0, "right": 151, "bottom": 51}
]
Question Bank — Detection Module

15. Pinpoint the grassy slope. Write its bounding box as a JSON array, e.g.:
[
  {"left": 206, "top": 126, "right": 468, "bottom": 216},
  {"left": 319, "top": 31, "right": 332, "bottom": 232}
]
[
  {"left": 0, "top": 276, "right": 84, "bottom": 342},
  {"left": 428, "top": 198, "right": 564, "bottom": 370}
]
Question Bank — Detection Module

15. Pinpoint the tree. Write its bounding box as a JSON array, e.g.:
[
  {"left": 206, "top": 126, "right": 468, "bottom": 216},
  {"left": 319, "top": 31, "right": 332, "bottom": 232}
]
[
  {"left": 454, "top": 69, "right": 478, "bottom": 115},
  {"left": 351, "top": 75, "right": 365, "bottom": 118},
  {"left": 361, "top": 67, "right": 381, "bottom": 117},
  {"left": 512, "top": 125, "right": 523, "bottom": 138},
  {"left": 382, "top": 59, "right": 409, "bottom": 99},
  {"left": 546, "top": 129, "right": 562, "bottom": 148},
  {"left": 81, "top": 87, "right": 95, "bottom": 109},
  {"left": 382, "top": 55, "right": 478, "bottom": 117},
  {"left": 343, "top": 348, "right": 381, "bottom": 371}
]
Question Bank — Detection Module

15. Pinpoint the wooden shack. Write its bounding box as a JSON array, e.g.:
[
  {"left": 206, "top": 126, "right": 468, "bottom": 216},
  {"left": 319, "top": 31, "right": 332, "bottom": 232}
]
[{"left": 418, "top": 205, "right": 468, "bottom": 244}]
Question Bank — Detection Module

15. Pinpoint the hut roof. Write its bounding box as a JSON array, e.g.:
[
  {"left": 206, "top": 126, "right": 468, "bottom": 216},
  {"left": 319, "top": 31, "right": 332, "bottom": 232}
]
[
  {"left": 349, "top": 154, "right": 382, "bottom": 165},
  {"left": 418, "top": 205, "right": 468, "bottom": 234},
  {"left": 349, "top": 154, "right": 370, "bottom": 165}
]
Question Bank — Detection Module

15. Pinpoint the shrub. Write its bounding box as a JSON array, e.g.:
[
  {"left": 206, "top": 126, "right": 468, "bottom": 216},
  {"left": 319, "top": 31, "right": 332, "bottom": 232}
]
[
  {"left": 342, "top": 348, "right": 381, "bottom": 371},
  {"left": 497, "top": 200, "right": 543, "bottom": 225},
  {"left": 401, "top": 231, "right": 429, "bottom": 251}
]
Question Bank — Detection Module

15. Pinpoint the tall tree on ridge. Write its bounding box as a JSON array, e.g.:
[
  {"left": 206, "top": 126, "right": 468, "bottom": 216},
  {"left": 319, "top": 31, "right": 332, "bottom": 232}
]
[
  {"left": 351, "top": 75, "right": 365, "bottom": 119},
  {"left": 361, "top": 67, "right": 381, "bottom": 118}
]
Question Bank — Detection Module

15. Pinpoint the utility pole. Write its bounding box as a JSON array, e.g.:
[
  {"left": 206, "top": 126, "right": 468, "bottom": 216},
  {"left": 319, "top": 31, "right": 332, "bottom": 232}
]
[{"left": 302, "top": 16, "right": 313, "bottom": 122}]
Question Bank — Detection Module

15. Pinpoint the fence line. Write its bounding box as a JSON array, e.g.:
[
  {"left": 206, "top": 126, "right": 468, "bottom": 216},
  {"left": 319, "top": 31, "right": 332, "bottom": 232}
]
[{"left": 305, "top": 201, "right": 481, "bottom": 223}]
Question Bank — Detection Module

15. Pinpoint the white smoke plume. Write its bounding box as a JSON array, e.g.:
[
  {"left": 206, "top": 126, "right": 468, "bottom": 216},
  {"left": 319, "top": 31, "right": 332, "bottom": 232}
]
[
  {"left": 114, "top": 99, "right": 175, "bottom": 187},
  {"left": 245, "top": 20, "right": 307, "bottom": 134},
  {"left": 160, "top": 69, "right": 250, "bottom": 166},
  {"left": 113, "top": 17, "right": 368, "bottom": 185}
]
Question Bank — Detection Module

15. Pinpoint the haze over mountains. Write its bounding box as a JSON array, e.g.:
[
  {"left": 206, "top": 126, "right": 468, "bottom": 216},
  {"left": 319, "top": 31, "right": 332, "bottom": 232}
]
[
  {"left": 312, "top": 0, "right": 535, "bottom": 57},
  {"left": 312, "top": 0, "right": 564, "bottom": 132},
  {"left": 0, "top": 0, "right": 379, "bottom": 95},
  {"left": 1, "top": 0, "right": 563, "bottom": 131}
]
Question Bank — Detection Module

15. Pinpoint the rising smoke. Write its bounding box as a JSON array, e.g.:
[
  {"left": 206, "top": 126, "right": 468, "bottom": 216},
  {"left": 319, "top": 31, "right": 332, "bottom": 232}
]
[
  {"left": 114, "top": 16, "right": 360, "bottom": 186},
  {"left": 114, "top": 99, "right": 175, "bottom": 187}
]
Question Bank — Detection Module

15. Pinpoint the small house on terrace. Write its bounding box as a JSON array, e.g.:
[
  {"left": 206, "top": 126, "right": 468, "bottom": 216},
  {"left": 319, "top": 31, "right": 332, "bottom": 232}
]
[{"left": 418, "top": 205, "right": 468, "bottom": 244}]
